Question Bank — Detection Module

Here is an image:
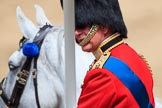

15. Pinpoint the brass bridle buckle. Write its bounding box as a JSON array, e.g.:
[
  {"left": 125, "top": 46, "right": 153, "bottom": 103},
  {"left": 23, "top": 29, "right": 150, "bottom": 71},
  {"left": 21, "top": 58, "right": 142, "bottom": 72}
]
[{"left": 16, "top": 70, "right": 29, "bottom": 85}]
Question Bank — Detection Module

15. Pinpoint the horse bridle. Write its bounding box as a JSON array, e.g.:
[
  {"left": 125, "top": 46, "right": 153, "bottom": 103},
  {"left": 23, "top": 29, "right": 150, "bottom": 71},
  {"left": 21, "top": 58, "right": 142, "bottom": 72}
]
[{"left": 0, "top": 24, "right": 53, "bottom": 108}]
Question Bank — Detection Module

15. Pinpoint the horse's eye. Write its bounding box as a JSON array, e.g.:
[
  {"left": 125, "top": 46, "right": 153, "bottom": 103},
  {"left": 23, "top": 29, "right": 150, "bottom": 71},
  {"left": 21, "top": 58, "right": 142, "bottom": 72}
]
[
  {"left": 8, "top": 63, "right": 18, "bottom": 71},
  {"left": 19, "top": 36, "right": 28, "bottom": 49},
  {"left": 19, "top": 42, "right": 23, "bottom": 49}
]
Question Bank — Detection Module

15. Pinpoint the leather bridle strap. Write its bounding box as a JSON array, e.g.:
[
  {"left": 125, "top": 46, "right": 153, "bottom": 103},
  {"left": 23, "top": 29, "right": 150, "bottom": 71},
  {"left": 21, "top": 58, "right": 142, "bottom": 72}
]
[
  {"left": 8, "top": 58, "right": 32, "bottom": 107},
  {"left": 32, "top": 24, "right": 53, "bottom": 108},
  {"left": 6, "top": 24, "right": 53, "bottom": 108},
  {"left": 32, "top": 55, "right": 40, "bottom": 108},
  {"left": 0, "top": 78, "right": 9, "bottom": 105}
]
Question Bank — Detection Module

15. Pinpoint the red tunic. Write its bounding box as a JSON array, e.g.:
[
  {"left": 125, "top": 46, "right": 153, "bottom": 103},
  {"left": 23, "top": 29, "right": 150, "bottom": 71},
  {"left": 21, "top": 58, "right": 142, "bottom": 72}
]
[{"left": 77, "top": 43, "right": 155, "bottom": 108}]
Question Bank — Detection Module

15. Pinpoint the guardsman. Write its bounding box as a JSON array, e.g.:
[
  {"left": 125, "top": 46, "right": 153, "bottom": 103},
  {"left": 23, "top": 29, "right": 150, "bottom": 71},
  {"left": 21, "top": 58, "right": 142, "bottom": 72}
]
[
  {"left": 74, "top": 0, "right": 155, "bottom": 108},
  {"left": 60, "top": 0, "right": 155, "bottom": 107}
]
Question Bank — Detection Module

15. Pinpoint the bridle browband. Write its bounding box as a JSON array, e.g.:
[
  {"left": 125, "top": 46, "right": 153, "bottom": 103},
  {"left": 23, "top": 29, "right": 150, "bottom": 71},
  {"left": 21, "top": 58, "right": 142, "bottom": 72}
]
[{"left": 0, "top": 24, "right": 53, "bottom": 108}]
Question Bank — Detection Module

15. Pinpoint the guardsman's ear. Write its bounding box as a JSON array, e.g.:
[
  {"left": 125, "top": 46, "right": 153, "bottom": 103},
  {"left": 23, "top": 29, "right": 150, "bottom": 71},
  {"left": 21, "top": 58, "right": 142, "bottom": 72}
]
[{"left": 102, "top": 26, "right": 112, "bottom": 37}]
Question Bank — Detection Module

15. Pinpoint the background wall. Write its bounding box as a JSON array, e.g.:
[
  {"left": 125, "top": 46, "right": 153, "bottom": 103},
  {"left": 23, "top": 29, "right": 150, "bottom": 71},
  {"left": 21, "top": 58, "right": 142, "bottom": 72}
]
[{"left": 0, "top": 0, "right": 161, "bottom": 100}]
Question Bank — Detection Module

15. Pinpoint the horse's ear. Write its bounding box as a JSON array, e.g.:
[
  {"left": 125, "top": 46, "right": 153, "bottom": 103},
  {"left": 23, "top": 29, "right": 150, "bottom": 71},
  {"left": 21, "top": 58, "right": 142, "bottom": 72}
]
[
  {"left": 16, "top": 6, "right": 38, "bottom": 40},
  {"left": 35, "top": 4, "right": 53, "bottom": 27}
]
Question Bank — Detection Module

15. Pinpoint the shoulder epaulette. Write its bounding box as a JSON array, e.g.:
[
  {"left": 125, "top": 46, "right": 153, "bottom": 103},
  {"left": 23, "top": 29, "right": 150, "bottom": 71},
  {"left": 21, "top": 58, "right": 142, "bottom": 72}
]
[
  {"left": 138, "top": 53, "right": 152, "bottom": 73},
  {"left": 92, "top": 51, "right": 111, "bottom": 69}
]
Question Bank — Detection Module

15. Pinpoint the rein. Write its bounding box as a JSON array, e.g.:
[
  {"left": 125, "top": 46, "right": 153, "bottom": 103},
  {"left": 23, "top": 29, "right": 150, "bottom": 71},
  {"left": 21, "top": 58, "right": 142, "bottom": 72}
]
[{"left": 0, "top": 24, "right": 53, "bottom": 108}]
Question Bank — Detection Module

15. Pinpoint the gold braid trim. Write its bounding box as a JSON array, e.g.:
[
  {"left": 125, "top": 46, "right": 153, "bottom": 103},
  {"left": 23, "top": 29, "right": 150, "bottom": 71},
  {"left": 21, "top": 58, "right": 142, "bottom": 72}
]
[
  {"left": 92, "top": 51, "right": 111, "bottom": 69},
  {"left": 138, "top": 53, "right": 152, "bottom": 73},
  {"left": 79, "top": 25, "right": 99, "bottom": 46}
]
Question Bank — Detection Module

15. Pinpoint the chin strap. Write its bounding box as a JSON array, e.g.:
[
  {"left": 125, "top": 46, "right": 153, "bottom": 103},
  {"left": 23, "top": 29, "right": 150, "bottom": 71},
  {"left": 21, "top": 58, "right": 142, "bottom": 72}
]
[{"left": 79, "top": 25, "right": 99, "bottom": 46}]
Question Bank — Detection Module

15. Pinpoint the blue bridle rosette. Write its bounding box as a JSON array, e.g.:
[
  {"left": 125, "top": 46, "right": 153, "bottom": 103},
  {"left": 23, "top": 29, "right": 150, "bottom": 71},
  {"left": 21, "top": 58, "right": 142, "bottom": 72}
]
[{"left": 22, "top": 43, "right": 39, "bottom": 58}]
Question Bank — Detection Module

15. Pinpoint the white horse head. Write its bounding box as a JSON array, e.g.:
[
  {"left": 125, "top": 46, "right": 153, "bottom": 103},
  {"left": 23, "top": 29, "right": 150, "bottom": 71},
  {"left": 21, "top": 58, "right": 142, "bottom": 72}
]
[{"left": 0, "top": 4, "right": 94, "bottom": 108}]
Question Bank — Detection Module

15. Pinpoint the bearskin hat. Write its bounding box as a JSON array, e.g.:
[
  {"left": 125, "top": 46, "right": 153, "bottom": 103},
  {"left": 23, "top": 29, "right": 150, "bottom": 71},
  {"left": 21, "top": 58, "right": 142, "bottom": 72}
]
[{"left": 60, "top": 0, "right": 127, "bottom": 38}]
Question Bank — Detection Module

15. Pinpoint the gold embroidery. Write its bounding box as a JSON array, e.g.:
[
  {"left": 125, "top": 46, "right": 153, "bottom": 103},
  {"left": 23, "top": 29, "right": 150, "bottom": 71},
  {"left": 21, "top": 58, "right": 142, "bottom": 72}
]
[
  {"left": 89, "top": 33, "right": 124, "bottom": 70},
  {"left": 99, "top": 33, "right": 120, "bottom": 48},
  {"left": 92, "top": 51, "right": 111, "bottom": 69},
  {"left": 93, "top": 33, "right": 123, "bottom": 60},
  {"left": 138, "top": 54, "right": 152, "bottom": 73}
]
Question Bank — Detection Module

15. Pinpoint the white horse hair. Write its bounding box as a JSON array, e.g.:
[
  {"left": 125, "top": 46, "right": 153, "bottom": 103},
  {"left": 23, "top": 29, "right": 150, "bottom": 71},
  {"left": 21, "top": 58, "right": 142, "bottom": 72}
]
[
  {"left": 0, "top": 4, "right": 94, "bottom": 108},
  {"left": 0, "top": 4, "right": 162, "bottom": 108}
]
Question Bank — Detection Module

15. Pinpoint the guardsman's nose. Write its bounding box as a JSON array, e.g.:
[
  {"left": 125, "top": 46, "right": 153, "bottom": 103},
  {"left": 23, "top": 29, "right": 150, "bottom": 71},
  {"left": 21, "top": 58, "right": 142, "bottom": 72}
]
[{"left": 75, "top": 29, "right": 82, "bottom": 36}]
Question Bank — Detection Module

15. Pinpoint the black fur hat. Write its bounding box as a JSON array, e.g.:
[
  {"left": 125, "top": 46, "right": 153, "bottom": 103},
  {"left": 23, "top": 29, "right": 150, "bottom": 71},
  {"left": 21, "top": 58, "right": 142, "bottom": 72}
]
[
  {"left": 60, "top": 0, "right": 127, "bottom": 38},
  {"left": 75, "top": 0, "right": 127, "bottom": 38}
]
